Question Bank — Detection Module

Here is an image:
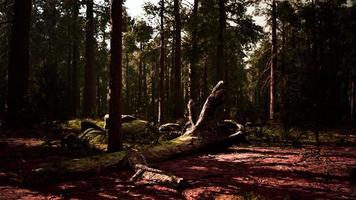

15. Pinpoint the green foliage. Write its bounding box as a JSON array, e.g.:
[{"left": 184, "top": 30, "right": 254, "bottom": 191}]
[
  {"left": 0, "top": 0, "right": 354, "bottom": 128},
  {"left": 248, "top": 1, "right": 356, "bottom": 125}
]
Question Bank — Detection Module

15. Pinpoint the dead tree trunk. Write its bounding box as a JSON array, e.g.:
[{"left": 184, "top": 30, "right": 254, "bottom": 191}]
[{"left": 27, "top": 81, "right": 243, "bottom": 185}]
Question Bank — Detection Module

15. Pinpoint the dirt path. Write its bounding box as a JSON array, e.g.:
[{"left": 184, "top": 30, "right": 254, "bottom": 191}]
[{"left": 0, "top": 134, "right": 355, "bottom": 199}]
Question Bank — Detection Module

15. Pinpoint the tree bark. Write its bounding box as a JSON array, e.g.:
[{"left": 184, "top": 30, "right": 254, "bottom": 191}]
[
  {"left": 3, "top": 0, "right": 32, "bottom": 128},
  {"left": 125, "top": 51, "right": 130, "bottom": 113},
  {"left": 143, "top": 63, "right": 148, "bottom": 116},
  {"left": 71, "top": 0, "right": 80, "bottom": 117},
  {"left": 270, "top": 0, "right": 277, "bottom": 121},
  {"left": 83, "top": 0, "right": 97, "bottom": 117},
  {"left": 201, "top": 56, "right": 208, "bottom": 100},
  {"left": 151, "top": 61, "right": 158, "bottom": 122},
  {"left": 158, "top": 0, "right": 166, "bottom": 124},
  {"left": 216, "top": 0, "right": 226, "bottom": 84},
  {"left": 280, "top": 18, "right": 288, "bottom": 128},
  {"left": 172, "top": 0, "right": 183, "bottom": 119},
  {"left": 189, "top": 0, "right": 199, "bottom": 103},
  {"left": 138, "top": 43, "right": 143, "bottom": 114},
  {"left": 108, "top": 0, "right": 123, "bottom": 152},
  {"left": 66, "top": 29, "right": 72, "bottom": 117},
  {"left": 351, "top": 71, "right": 355, "bottom": 121}
]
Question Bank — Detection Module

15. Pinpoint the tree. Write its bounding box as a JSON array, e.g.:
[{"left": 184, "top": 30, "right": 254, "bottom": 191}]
[
  {"left": 108, "top": 0, "right": 123, "bottom": 152},
  {"left": 71, "top": 0, "right": 80, "bottom": 117},
  {"left": 249, "top": 0, "right": 355, "bottom": 126},
  {"left": 189, "top": 0, "right": 199, "bottom": 104},
  {"left": 186, "top": 0, "right": 200, "bottom": 123},
  {"left": 134, "top": 20, "right": 153, "bottom": 115},
  {"left": 158, "top": 0, "right": 166, "bottom": 124},
  {"left": 172, "top": 0, "right": 183, "bottom": 119},
  {"left": 83, "top": 0, "right": 97, "bottom": 117},
  {"left": 2, "top": 0, "right": 32, "bottom": 128},
  {"left": 123, "top": 31, "right": 136, "bottom": 114},
  {"left": 270, "top": 0, "right": 277, "bottom": 121},
  {"left": 0, "top": 1, "right": 12, "bottom": 116},
  {"left": 216, "top": 0, "right": 226, "bottom": 84}
]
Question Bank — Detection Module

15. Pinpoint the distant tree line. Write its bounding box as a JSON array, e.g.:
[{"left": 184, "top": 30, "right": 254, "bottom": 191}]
[{"left": 0, "top": 0, "right": 354, "bottom": 128}]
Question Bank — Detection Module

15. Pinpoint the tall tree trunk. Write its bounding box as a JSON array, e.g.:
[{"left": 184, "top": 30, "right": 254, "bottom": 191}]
[
  {"left": 169, "top": 38, "right": 174, "bottom": 115},
  {"left": 189, "top": 0, "right": 199, "bottom": 103},
  {"left": 280, "top": 19, "right": 288, "bottom": 128},
  {"left": 83, "top": 0, "right": 96, "bottom": 117},
  {"left": 201, "top": 56, "right": 208, "bottom": 101},
  {"left": 158, "top": 0, "right": 165, "bottom": 124},
  {"left": 138, "top": 43, "right": 143, "bottom": 114},
  {"left": 143, "top": 62, "right": 147, "bottom": 117},
  {"left": 66, "top": 32, "right": 72, "bottom": 117},
  {"left": 311, "top": 0, "right": 320, "bottom": 144},
  {"left": 108, "top": 0, "right": 123, "bottom": 152},
  {"left": 172, "top": 0, "right": 183, "bottom": 119},
  {"left": 125, "top": 51, "right": 130, "bottom": 114},
  {"left": 216, "top": 0, "right": 226, "bottom": 84},
  {"left": 270, "top": 0, "right": 277, "bottom": 121},
  {"left": 217, "top": 0, "right": 229, "bottom": 117},
  {"left": 66, "top": 17, "right": 72, "bottom": 116},
  {"left": 151, "top": 61, "right": 159, "bottom": 122},
  {"left": 71, "top": 0, "right": 80, "bottom": 117},
  {"left": 3, "top": 0, "right": 32, "bottom": 127},
  {"left": 351, "top": 74, "right": 355, "bottom": 121}
]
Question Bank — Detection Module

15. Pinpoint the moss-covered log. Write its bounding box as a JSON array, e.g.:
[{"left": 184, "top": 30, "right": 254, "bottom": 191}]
[
  {"left": 26, "top": 81, "right": 244, "bottom": 185},
  {"left": 78, "top": 119, "right": 158, "bottom": 149},
  {"left": 60, "top": 118, "right": 159, "bottom": 150}
]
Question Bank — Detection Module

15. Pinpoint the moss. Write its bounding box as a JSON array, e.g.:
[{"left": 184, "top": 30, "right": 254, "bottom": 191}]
[
  {"left": 143, "top": 135, "right": 199, "bottom": 160},
  {"left": 64, "top": 151, "right": 127, "bottom": 172},
  {"left": 122, "top": 119, "right": 147, "bottom": 133},
  {"left": 92, "top": 119, "right": 105, "bottom": 128},
  {"left": 66, "top": 119, "right": 82, "bottom": 130},
  {"left": 34, "top": 151, "right": 127, "bottom": 175},
  {"left": 65, "top": 118, "right": 105, "bottom": 130},
  {"left": 70, "top": 119, "right": 159, "bottom": 149}
]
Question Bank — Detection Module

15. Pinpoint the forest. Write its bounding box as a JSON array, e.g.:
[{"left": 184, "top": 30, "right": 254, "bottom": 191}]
[{"left": 0, "top": 0, "right": 355, "bottom": 199}]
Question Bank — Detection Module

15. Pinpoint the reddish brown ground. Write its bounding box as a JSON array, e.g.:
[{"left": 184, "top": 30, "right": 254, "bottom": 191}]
[{"left": 0, "top": 130, "right": 355, "bottom": 200}]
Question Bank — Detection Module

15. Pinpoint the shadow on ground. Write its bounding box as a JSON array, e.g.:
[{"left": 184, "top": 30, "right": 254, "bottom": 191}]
[{"left": 0, "top": 129, "right": 355, "bottom": 200}]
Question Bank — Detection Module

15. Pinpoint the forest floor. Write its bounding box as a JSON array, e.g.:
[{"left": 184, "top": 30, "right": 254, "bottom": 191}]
[{"left": 0, "top": 128, "right": 355, "bottom": 200}]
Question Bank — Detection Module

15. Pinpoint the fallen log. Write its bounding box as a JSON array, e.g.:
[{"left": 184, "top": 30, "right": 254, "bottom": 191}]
[
  {"left": 60, "top": 118, "right": 159, "bottom": 150},
  {"left": 26, "top": 81, "right": 244, "bottom": 185}
]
